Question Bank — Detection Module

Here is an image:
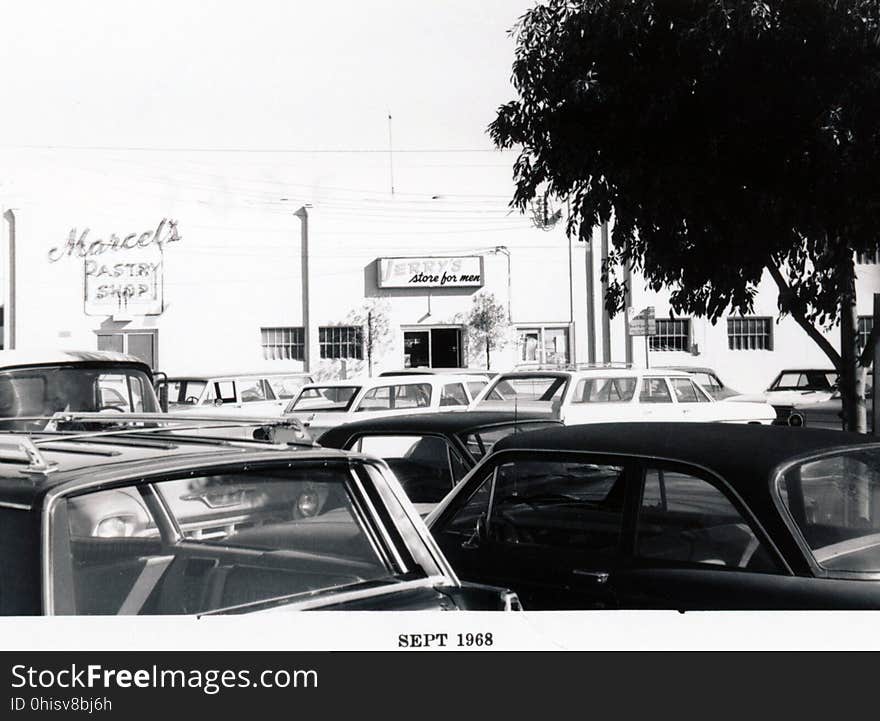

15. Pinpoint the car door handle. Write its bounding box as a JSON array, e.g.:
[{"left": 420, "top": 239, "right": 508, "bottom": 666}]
[{"left": 572, "top": 570, "right": 610, "bottom": 584}]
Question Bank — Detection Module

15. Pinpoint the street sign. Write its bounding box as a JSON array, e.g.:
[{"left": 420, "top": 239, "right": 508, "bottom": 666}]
[{"left": 628, "top": 306, "right": 656, "bottom": 336}]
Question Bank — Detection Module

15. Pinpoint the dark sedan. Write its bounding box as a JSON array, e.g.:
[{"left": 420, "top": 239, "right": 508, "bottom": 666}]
[
  {"left": 317, "top": 411, "right": 561, "bottom": 508},
  {"left": 427, "top": 422, "right": 880, "bottom": 610}
]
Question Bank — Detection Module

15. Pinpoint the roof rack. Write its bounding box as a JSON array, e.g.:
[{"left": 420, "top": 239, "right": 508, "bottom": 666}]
[
  {"left": 0, "top": 437, "right": 59, "bottom": 476},
  {"left": 17, "top": 412, "right": 315, "bottom": 449}
]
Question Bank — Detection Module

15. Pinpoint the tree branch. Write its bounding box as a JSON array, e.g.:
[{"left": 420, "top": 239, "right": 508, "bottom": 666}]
[{"left": 766, "top": 260, "right": 842, "bottom": 368}]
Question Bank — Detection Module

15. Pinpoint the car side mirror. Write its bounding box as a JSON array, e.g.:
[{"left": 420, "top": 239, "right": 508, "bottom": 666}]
[
  {"left": 214, "top": 398, "right": 224, "bottom": 406},
  {"left": 462, "top": 513, "right": 487, "bottom": 550}
]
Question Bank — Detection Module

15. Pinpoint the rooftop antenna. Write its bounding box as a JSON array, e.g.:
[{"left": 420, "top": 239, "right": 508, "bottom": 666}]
[{"left": 387, "top": 113, "right": 395, "bottom": 196}]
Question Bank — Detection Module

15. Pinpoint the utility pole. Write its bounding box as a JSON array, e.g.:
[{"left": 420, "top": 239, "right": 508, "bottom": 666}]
[
  {"left": 3, "top": 210, "right": 15, "bottom": 350},
  {"left": 873, "top": 293, "right": 879, "bottom": 435},
  {"left": 600, "top": 222, "right": 611, "bottom": 363},
  {"left": 387, "top": 114, "right": 395, "bottom": 197},
  {"left": 584, "top": 227, "right": 597, "bottom": 365},
  {"left": 294, "top": 206, "right": 311, "bottom": 373}
]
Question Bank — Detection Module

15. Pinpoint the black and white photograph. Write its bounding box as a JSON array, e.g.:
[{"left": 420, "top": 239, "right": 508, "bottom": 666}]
[{"left": 0, "top": 0, "right": 879, "bottom": 712}]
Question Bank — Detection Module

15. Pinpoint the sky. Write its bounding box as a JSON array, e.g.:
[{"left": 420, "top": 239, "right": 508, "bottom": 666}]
[{"left": 0, "top": 0, "right": 533, "bottom": 151}]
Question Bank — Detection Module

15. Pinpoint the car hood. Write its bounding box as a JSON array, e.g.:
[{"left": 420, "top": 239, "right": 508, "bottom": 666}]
[{"left": 726, "top": 390, "right": 834, "bottom": 406}]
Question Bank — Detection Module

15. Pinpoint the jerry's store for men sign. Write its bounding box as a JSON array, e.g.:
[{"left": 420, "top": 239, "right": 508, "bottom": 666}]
[
  {"left": 47, "top": 219, "right": 181, "bottom": 317},
  {"left": 377, "top": 256, "right": 484, "bottom": 289}
]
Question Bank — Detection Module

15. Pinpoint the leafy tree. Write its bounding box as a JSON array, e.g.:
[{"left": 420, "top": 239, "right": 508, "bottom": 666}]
[
  {"left": 345, "top": 298, "right": 392, "bottom": 377},
  {"left": 490, "top": 0, "right": 880, "bottom": 431},
  {"left": 465, "top": 291, "right": 511, "bottom": 369}
]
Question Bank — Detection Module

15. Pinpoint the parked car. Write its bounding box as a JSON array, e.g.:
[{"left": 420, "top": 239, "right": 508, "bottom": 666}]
[
  {"left": 0, "top": 349, "right": 161, "bottom": 430},
  {"left": 0, "top": 414, "right": 519, "bottom": 614},
  {"left": 780, "top": 376, "right": 874, "bottom": 431},
  {"left": 317, "top": 411, "right": 562, "bottom": 510},
  {"left": 731, "top": 368, "right": 838, "bottom": 408},
  {"left": 471, "top": 369, "right": 776, "bottom": 424},
  {"left": 379, "top": 368, "right": 497, "bottom": 398},
  {"left": 428, "top": 422, "right": 880, "bottom": 610},
  {"left": 159, "top": 372, "right": 314, "bottom": 417},
  {"left": 284, "top": 374, "right": 476, "bottom": 436},
  {"left": 655, "top": 366, "right": 741, "bottom": 400}
]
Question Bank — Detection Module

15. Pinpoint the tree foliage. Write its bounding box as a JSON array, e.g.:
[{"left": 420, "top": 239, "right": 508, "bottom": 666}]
[
  {"left": 465, "top": 291, "right": 511, "bottom": 369},
  {"left": 490, "top": 0, "right": 880, "bottom": 429}
]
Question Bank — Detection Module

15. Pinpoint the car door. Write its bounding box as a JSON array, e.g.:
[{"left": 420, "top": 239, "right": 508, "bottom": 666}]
[
  {"left": 636, "top": 377, "right": 679, "bottom": 421},
  {"left": 432, "top": 451, "right": 633, "bottom": 610},
  {"left": 236, "top": 377, "right": 283, "bottom": 416},
  {"left": 612, "top": 461, "right": 801, "bottom": 610},
  {"left": 668, "top": 377, "right": 715, "bottom": 422}
]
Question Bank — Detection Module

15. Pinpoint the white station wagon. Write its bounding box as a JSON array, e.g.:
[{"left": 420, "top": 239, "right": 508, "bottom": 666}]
[
  {"left": 284, "top": 374, "right": 475, "bottom": 436},
  {"left": 472, "top": 368, "right": 776, "bottom": 425}
]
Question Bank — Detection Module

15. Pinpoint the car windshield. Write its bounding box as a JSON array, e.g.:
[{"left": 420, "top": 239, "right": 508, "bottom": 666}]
[
  {"left": 167, "top": 380, "right": 207, "bottom": 406},
  {"left": 54, "top": 462, "right": 433, "bottom": 615},
  {"left": 770, "top": 371, "right": 837, "bottom": 392},
  {"left": 478, "top": 375, "right": 568, "bottom": 407},
  {"left": 267, "top": 376, "right": 310, "bottom": 399},
  {"left": 459, "top": 422, "right": 559, "bottom": 459},
  {"left": 288, "top": 386, "right": 360, "bottom": 413},
  {"left": 777, "top": 447, "right": 880, "bottom": 573},
  {"left": 0, "top": 365, "right": 158, "bottom": 427}
]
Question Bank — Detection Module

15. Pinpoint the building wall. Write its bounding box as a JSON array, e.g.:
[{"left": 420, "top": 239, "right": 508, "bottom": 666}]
[{"left": 0, "top": 152, "right": 876, "bottom": 391}]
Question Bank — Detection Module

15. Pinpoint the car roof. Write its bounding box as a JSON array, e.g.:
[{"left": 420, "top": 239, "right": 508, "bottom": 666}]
[
  {"left": 656, "top": 366, "right": 717, "bottom": 375},
  {"left": 0, "top": 349, "right": 150, "bottom": 371},
  {"left": 317, "top": 410, "right": 558, "bottom": 445},
  {"left": 492, "top": 368, "right": 692, "bottom": 379},
  {"left": 303, "top": 375, "right": 474, "bottom": 388},
  {"left": 167, "top": 372, "right": 313, "bottom": 381},
  {"left": 492, "top": 422, "right": 879, "bottom": 484},
  {"left": 774, "top": 369, "right": 837, "bottom": 374},
  {"left": 379, "top": 368, "right": 494, "bottom": 376},
  {"left": 0, "top": 432, "right": 353, "bottom": 508}
]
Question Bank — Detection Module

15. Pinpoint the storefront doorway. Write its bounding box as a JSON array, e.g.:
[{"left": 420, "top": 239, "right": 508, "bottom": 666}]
[
  {"left": 403, "top": 327, "right": 462, "bottom": 368},
  {"left": 97, "top": 330, "right": 159, "bottom": 369}
]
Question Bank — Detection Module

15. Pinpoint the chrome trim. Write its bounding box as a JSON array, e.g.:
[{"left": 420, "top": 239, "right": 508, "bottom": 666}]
[
  {"left": 216, "top": 576, "right": 452, "bottom": 613},
  {"left": 0, "top": 501, "right": 30, "bottom": 511}
]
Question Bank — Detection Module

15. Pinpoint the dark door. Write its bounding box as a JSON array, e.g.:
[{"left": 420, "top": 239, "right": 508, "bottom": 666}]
[
  {"left": 433, "top": 453, "right": 629, "bottom": 609},
  {"left": 430, "top": 328, "right": 460, "bottom": 368},
  {"left": 404, "top": 331, "right": 429, "bottom": 368}
]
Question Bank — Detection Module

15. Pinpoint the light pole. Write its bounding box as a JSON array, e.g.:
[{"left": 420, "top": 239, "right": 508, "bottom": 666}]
[{"left": 294, "top": 205, "right": 311, "bottom": 373}]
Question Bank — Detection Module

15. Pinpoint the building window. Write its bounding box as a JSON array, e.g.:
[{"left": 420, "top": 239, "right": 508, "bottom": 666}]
[
  {"left": 648, "top": 319, "right": 690, "bottom": 352},
  {"left": 727, "top": 317, "right": 773, "bottom": 351},
  {"left": 517, "top": 326, "right": 570, "bottom": 366},
  {"left": 319, "top": 326, "right": 363, "bottom": 359},
  {"left": 859, "top": 316, "right": 874, "bottom": 353},
  {"left": 261, "top": 327, "right": 304, "bottom": 361},
  {"left": 857, "top": 250, "right": 879, "bottom": 265}
]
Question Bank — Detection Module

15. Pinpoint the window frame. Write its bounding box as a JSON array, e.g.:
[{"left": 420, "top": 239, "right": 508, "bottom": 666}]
[
  {"left": 319, "top": 326, "right": 364, "bottom": 360},
  {"left": 726, "top": 316, "right": 774, "bottom": 351},
  {"left": 648, "top": 319, "right": 691, "bottom": 352},
  {"left": 631, "top": 459, "right": 790, "bottom": 574},
  {"left": 260, "top": 326, "right": 305, "bottom": 361}
]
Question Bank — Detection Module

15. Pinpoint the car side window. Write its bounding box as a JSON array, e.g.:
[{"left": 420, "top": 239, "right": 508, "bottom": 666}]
[
  {"left": 239, "top": 379, "right": 267, "bottom": 403},
  {"left": 670, "top": 378, "right": 700, "bottom": 403},
  {"left": 486, "top": 459, "right": 626, "bottom": 552},
  {"left": 639, "top": 378, "right": 672, "bottom": 403},
  {"left": 354, "top": 434, "right": 464, "bottom": 503},
  {"left": 440, "top": 383, "right": 468, "bottom": 406},
  {"left": 636, "top": 467, "right": 779, "bottom": 572},
  {"left": 394, "top": 384, "right": 431, "bottom": 409},
  {"left": 214, "top": 381, "right": 237, "bottom": 404},
  {"left": 357, "top": 386, "right": 392, "bottom": 411}
]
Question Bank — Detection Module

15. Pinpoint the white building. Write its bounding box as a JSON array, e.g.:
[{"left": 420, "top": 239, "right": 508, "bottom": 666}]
[{"left": 0, "top": 150, "right": 876, "bottom": 394}]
